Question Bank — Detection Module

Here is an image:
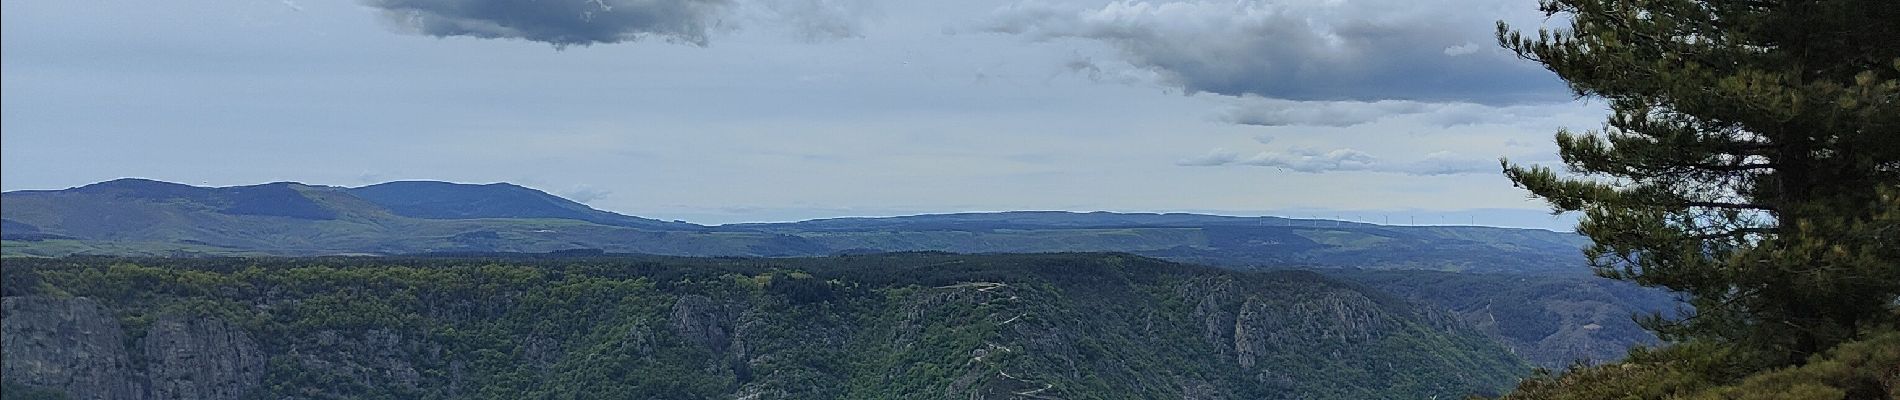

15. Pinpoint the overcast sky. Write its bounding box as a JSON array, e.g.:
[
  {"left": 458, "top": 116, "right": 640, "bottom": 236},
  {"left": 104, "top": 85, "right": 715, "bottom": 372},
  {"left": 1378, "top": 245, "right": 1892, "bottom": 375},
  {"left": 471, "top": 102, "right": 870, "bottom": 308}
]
[{"left": 1, "top": 0, "right": 1601, "bottom": 229}]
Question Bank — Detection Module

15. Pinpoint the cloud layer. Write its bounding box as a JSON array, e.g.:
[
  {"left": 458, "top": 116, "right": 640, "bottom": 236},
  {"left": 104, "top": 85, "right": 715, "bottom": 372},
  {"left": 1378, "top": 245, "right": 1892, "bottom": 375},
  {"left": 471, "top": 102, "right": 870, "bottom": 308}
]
[
  {"left": 366, "top": 0, "right": 869, "bottom": 47},
  {"left": 1219, "top": 99, "right": 1435, "bottom": 127},
  {"left": 983, "top": 0, "right": 1565, "bottom": 104},
  {"left": 1179, "top": 147, "right": 1495, "bottom": 176},
  {"left": 368, "top": 0, "right": 731, "bottom": 46},
  {"left": 1217, "top": 97, "right": 1590, "bottom": 127}
]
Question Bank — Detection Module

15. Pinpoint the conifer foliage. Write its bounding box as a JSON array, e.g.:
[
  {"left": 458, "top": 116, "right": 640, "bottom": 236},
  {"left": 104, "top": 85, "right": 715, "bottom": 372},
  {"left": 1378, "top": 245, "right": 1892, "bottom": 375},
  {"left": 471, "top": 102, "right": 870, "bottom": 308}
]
[{"left": 1498, "top": 0, "right": 1899, "bottom": 367}]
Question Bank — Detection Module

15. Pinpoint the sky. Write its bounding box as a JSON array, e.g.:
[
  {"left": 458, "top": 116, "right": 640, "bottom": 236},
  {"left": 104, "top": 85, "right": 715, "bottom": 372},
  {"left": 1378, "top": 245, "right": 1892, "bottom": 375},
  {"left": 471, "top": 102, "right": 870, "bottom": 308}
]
[{"left": 0, "top": 0, "right": 1604, "bottom": 229}]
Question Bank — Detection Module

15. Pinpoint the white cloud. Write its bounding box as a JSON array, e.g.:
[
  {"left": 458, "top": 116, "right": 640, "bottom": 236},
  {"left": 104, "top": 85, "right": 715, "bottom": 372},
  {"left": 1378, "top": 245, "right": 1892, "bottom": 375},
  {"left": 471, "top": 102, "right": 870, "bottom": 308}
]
[
  {"left": 1220, "top": 98, "right": 1432, "bottom": 127},
  {"left": 1184, "top": 147, "right": 1496, "bottom": 176},
  {"left": 1216, "top": 97, "right": 1599, "bottom": 128},
  {"left": 1240, "top": 147, "right": 1379, "bottom": 172},
  {"left": 1406, "top": 151, "right": 1497, "bottom": 175},
  {"left": 1442, "top": 42, "right": 1481, "bottom": 56},
  {"left": 562, "top": 185, "right": 614, "bottom": 203},
  {"left": 1175, "top": 148, "right": 1243, "bottom": 166}
]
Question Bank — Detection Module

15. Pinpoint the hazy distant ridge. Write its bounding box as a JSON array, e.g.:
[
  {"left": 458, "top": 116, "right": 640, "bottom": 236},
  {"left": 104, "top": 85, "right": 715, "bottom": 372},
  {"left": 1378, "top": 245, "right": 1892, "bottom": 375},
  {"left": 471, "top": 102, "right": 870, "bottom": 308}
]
[{"left": 1, "top": 179, "right": 1588, "bottom": 274}]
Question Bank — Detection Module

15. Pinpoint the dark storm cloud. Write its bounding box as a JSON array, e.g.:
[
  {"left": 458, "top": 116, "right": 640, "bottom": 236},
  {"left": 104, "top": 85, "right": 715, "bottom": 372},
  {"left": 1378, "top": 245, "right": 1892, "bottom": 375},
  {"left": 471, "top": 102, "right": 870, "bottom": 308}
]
[
  {"left": 983, "top": 0, "right": 1567, "bottom": 105},
  {"left": 367, "top": 0, "right": 870, "bottom": 47},
  {"left": 368, "top": 0, "right": 733, "bottom": 46}
]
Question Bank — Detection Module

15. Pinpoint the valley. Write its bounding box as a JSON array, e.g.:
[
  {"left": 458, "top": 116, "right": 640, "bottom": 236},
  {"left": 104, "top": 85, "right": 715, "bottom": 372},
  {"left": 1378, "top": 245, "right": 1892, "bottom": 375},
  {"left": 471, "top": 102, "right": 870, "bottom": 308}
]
[
  {"left": 0, "top": 179, "right": 1683, "bottom": 398},
  {"left": 3, "top": 253, "right": 1525, "bottom": 399}
]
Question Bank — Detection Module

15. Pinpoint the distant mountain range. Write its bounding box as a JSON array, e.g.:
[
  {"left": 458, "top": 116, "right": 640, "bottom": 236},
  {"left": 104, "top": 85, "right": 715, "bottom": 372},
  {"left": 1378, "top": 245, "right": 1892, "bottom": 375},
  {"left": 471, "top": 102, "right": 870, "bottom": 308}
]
[
  {"left": 0, "top": 178, "right": 1673, "bottom": 368},
  {"left": 1, "top": 178, "right": 1591, "bottom": 274}
]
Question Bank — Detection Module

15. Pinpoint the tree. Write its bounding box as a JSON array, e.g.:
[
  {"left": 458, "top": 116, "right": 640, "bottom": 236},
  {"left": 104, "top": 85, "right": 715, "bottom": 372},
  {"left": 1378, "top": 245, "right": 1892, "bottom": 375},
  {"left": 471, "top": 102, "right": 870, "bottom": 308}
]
[{"left": 1497, "top": 0, "right": 1900, "bottom": 368}]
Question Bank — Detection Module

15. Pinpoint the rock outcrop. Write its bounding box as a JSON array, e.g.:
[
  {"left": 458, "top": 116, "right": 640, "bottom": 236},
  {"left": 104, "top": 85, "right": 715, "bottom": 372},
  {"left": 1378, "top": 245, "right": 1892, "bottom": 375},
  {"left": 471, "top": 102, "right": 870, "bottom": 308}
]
[
  {"left": 1, "top": 296, "right": 143, "bottom": 400},
  {"left": 142, "top": 314, "right": 266, "bottom": 400},
  {"left": 3, "top": 296, "right": 268, "bottom": 400},
  {"left": 669, "top": 295, "right": 732, "bottom": 355}
]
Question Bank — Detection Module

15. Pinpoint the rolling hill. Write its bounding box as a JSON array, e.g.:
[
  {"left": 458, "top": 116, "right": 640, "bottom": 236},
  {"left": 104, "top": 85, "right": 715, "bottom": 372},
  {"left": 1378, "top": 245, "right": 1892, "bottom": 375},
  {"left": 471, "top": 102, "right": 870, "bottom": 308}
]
[
  {"left": 0, "top": 179, "right": 817, "bottom": 257},
  {"left": 348, "top": 180, "right": 696, "bottom": 229},
  {"left": 1, "top": 179, "right": 1590, "bottom": 274}
]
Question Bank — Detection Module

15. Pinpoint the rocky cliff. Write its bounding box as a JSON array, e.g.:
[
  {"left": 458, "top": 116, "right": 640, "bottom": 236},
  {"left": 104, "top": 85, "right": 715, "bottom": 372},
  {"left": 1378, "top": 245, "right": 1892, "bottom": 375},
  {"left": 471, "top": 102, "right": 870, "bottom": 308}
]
[
  {"left": 1324, "top": 269, "right": 1678, "bottom": 368},
  {"left": 2, "top": 296, "right": 143, "bottom": 400},
  {"left": 1, "top": 297, "right": 265, "bottom": 400},
  {"left": 142, "top": 314, "right": 267, "bottom": 399}
]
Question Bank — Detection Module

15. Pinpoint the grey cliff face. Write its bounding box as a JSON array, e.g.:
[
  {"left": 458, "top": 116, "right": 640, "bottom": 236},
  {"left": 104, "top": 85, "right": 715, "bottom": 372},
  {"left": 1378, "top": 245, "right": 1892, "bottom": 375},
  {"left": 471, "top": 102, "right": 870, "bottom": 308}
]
[
  {"left": 142, "top": 314, "right": 265, "bottom": 400},
  {"left": 669, "top": 294, "right": 734, "bottom": 355},
  {"left": 2, "top": 296, "right": 266, "bottom": 400},
  {"left": 1174, "top": 275, "right": 1472, "bottom": 377},
  {"left": 1, "top": 296, "right": 143, "bottom": 400}
]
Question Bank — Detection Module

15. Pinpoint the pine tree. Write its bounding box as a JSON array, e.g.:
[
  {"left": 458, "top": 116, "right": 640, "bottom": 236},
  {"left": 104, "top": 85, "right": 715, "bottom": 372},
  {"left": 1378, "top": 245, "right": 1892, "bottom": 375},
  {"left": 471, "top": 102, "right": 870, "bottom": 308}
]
[{"left": 1497, "top": 0, "right": 1900, "bottom": 366}]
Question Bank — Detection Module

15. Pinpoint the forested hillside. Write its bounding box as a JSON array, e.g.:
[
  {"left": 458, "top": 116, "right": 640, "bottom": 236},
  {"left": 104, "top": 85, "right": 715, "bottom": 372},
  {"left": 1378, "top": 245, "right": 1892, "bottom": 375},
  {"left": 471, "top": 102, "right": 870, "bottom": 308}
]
[
  {"left": 1326, "top": 270, "right": 1677, "bottom": 368},
  {"left": 0, "top": 179, "right": 1671, "bottom": 374},
  {"left": 0, "top": 253, "right": 1527, "bottom": 400}
]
